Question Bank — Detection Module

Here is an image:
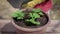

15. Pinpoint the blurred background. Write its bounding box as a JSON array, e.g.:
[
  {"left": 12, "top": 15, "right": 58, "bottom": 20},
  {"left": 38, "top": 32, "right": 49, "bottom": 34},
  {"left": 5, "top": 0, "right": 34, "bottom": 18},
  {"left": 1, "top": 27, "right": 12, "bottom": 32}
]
[
  {"left": 0, "top": 0, "right": 60, "bottom": 34},
  {"left": 0, "top": 0, "right": 60, "bottom": 20}
]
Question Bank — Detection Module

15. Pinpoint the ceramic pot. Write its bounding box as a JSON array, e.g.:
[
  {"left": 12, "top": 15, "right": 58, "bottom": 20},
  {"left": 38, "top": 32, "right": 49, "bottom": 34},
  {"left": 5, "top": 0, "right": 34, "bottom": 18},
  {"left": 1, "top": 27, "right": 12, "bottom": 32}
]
[{"left": 12, "top": 9, "right": 50, "bottom": 34}]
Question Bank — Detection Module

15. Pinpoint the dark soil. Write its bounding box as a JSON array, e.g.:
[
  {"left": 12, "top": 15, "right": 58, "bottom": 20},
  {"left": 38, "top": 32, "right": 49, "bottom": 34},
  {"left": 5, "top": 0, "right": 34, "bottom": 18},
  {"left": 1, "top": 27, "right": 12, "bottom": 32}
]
[{"left": 13, "top": 10, "right": 49, "bottom": 28}]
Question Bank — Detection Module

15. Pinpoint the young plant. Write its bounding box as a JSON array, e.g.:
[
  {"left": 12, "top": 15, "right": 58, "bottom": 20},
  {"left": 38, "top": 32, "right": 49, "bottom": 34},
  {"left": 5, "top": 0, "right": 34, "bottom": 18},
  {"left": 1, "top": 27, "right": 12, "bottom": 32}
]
[
  {"left": 12, "top": 10, "right": 25, "bottom": 19},
  {"left": 29, "top": 13, "right": 40, "bottom": 19},
  {"left": 32, "top": 8, "right": 44, "bottom": 15},
  {"left": 26, "top": 19, "right": 40, "bottom": 25},
  {"left": 26, "top": 9, "right": 44, "bottom": 25},
  {"left": 12, "top": 9, "right": 44, "bottom": 26}
]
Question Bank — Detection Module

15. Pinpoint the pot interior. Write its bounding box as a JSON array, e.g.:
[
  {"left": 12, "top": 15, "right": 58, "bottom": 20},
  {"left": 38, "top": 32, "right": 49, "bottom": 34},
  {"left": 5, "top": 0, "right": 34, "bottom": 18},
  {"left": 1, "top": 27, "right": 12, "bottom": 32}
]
[{"left": 13, "top": 9, "right": 49, "bottom": 28}]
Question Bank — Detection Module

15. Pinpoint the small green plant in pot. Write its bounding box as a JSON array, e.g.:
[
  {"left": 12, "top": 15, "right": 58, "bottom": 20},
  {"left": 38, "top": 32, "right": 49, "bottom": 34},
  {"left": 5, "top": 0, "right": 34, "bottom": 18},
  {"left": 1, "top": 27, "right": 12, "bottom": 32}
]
[{"left": 11, "top": 8, "right": 49, "bottom": 34}]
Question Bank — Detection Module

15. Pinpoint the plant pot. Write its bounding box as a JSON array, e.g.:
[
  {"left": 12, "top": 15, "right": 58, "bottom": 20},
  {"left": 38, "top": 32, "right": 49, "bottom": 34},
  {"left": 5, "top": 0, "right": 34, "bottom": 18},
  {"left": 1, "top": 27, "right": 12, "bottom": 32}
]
[{"left": 12, "top": 9, "right": 50, "bottom": 34}]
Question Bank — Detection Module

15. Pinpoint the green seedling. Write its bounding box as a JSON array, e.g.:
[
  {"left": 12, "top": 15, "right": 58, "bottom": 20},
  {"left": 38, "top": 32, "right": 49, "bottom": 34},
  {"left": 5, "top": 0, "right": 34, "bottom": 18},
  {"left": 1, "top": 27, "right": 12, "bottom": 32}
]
[
  {"left": 12, "top": 8, "right": 44, "bottom": 26},
  {"left": 12, "top": 10, "right": 25, "bottom": 19},
  {"left": 26, "top": 19, "right": 40, "bottom": 25}
]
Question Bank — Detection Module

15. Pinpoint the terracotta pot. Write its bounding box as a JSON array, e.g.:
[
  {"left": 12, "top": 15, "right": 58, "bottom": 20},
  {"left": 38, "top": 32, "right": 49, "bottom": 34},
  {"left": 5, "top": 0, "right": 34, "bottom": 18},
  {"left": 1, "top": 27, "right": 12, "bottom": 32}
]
[{"left": 11, "top": 9, "right": 50, "bottom": 34}]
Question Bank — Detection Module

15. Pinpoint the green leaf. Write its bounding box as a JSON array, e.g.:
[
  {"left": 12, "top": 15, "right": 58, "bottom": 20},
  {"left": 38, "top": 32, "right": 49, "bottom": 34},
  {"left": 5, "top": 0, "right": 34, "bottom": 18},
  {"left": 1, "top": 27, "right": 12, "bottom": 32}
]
[
  {"left": 21, "top": 13, "right": 25, "bottom": 17},
  {"left": 39, "top": 12, "right": 44, "bottom": 15},
  {"left": 12, "top": 13, "right": 18, "bottom": 17},
  {"left": 29, "top": 13, "right": 33, "bottom": 18},
  {"left": 32, "top": 9, "right": 41, "bottom": 13},
  {"left": 26, "top": 19, "right": 30, "bottom": 22},
  {"left": 29, "top": 13, "right": 40, "bottom": 19},
  {"left": 11, "top": 10, "right": 25, "bottom": 20},
  {"left": 33, "top": 21, "right": 40, "bottom": 25},
  {"left": 26, "top": 19, "right": 40, "bottom": 25},
  {"left": 17, "top": 17, "right": 23, "bottom": 19},
  {"left": 33, "top": 13, "right": 40, "bottom": 18},
  {"left": 30, "top": 19, "right": 40, "bottom": 25}
]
